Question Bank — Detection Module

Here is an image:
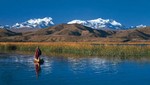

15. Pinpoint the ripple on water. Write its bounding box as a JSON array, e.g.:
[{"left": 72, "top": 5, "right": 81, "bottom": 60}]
[
  {"left": 1, "top": 53, "right": 150, "bottom": 85},
  {"left": 67, "top": 57, "right": 118, "bottom": 75},
  {"left": 68, "top": 57, "right": 87, "bottom": 73},
  {"left": 89, "top": 58, "right": 118, "bottom": 74}
]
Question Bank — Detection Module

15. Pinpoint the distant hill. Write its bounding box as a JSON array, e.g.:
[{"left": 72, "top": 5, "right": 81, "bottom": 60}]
[
  {"left": 21, "top": 24, "right": 115, "bottom": 42},
  {"left": 0, "top": 28, "right": 21, "bottom": 37},
  {"left": 32, "top": 24, "right": 113, "bottom": 37},
  {"left": 0, "top": 24, "right": 149, "bottom": 42},
  {"left": 0, "top": 28, "right": 22, "bottom": 42},
  {"left": 111, "top": 27, "right": 150, "bottom": 41},
  {"left": 10, "top": 28, "right": 39, "bottom": 33}
]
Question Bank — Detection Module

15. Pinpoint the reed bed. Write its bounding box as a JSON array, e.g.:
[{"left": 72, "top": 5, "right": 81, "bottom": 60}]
[{"left": 0, "top": 42, "right": 150, "bottom": 57}]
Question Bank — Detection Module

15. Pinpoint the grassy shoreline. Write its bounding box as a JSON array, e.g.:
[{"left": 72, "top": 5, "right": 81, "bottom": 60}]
[{"left": 0, "top": 42, "right": 150, "bottom": 57}]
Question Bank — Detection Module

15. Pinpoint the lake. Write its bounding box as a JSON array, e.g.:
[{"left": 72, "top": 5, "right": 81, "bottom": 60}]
[{"left": 0, "top": 53, "right": 150, "bottom": 85}]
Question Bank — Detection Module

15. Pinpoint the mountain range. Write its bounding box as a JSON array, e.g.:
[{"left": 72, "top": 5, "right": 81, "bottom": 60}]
[
  {"left": 0, "top": 24, "right": 149, "bottom": 42},
  {"left": 0, "top": 17, "right": 149, "bottom": 42},
  {"left": 0, "top": 17, "right": 147, "bottom": 30}
]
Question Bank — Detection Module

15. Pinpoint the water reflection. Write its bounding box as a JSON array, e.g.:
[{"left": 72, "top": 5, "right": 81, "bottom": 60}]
[
  {"left": 34, "top": 63, "right": 41, "bottom": 78},
  {"left": 41, "top": 57, "right": 52, "bottom": 75},
  {"left": 33, "top": 56, "right": 53, "bottom": 79},
  {"left": 68, "top": 57, "right": 87, "bottom": 73},
  {"left": 68, "top": 57, "right": 119, "bottom": 74},
  {"left": 1, "top": 53, "right": 150, "bottom": 85},
  {"left": 89, "top": 58, "right": 118, "bottom": 74}
]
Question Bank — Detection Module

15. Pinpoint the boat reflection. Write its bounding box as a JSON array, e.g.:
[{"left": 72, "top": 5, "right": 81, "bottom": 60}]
[{"left": 34, "top": 62, "right": 41, "bottom": 79}]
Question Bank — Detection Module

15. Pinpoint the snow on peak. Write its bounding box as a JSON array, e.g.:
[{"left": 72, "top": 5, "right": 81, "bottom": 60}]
[
  {"left": 0, "top": 25, "right": 11, "bottom": 29},
  {"left": 130, "top": 24, "right": 147, "bottom": 29},
  {"left": 0, "top": 25, "right": 3, "bottom": 28},
  {"left": 88, "top": 18, "right": 110, "bottom": 24},
  {"left": 27, "top": 17, "right": 54, "bottom": 25},
  {"left": 12, "top": 17, "right": 54, "bottom": 28},
  {"left": 111, "top": 20, "right": 122, "bottom": 26},
  {"left": 136, "top": 24, "right": 146, "bottom": 28},
  {"left": 67, "top": 20, "right": 87, "bottom": 24},
  {"left": 67, "top": 18, "right": 124, "bottom": 30}
]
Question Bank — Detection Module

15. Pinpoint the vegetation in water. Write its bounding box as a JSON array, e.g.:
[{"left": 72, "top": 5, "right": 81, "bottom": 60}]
[{"left": 0, "top": 42, "right": 150, "bottom": 58}]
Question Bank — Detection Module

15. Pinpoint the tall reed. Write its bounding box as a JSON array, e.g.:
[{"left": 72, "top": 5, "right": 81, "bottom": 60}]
[{"left": 0, "top": 42, "right": 150, "bottom": 57}]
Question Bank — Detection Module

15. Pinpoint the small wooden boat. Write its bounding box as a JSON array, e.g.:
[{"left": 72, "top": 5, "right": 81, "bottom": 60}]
[{"left": 34, "top": 58, "right": 44, "bottom": 64}]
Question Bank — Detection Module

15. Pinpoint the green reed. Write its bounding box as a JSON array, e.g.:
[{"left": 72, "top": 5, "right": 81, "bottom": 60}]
[{"left": 0, "top": 42, "right": 150, "bottom": 57}]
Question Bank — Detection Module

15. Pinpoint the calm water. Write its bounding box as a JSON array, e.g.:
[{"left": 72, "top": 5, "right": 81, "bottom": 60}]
[{"left": 0, "top": 53, "right": 150, "bottom": 85}]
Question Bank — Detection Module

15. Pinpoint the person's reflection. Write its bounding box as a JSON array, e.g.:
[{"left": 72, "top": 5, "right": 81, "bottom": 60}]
[{"left": 34, "top": 62, "right": 41, "bottom": 79}]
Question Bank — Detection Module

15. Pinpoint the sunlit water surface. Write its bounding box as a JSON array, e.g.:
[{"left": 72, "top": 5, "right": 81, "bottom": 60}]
[{"left": 0, "top": 53, "right": 150, "bottom": 85}]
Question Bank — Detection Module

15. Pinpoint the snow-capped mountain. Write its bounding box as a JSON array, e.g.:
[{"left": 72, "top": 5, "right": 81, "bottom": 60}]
[
  {"left": 0, "top": 17, "right": 54, "bottom": 29},
  {"left": 135, "top": 24, "right": 146, "bottom": 28},
  {"left": 0, "top": 25, "right": 11, "bottom": 29},
  {"left": 68, "top": 18, "right": 126, "bottom": 30},
  {"left": 0, "top": 17, "right": 147, "bottom": 30},
  {"left": 12, "top": 17, "right": 54, "bottom": 28},
  {"left": 0, "top": 25, "right": 4, "bottom": 28},
  {"left": 130, "top": 24, "right": 147, "bottom": 29}
]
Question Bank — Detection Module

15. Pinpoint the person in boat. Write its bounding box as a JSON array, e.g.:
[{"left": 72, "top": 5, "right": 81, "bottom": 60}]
[{"left": 34, "top": 46, "right": 42, "bottom": 62}]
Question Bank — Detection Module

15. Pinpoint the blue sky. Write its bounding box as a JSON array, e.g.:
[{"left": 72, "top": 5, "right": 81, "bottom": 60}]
[{"left": 0, "top": 0, "right": 149, "bottom": 26}]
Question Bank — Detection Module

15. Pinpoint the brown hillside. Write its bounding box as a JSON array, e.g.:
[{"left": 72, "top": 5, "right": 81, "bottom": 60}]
[
  {"left": 30, "top": 24, "right": 113, "bottom": 37},
  {"left": 10, "top": 28, "right": 39, "bottom": 33},
  {"left": 0, "top": 28, "right": 21, "bottom": 37},
  {"left": 111, "top": 27, "right": 150, "bottom": 41},
  {"left": 0, "top": 25, "right": 150, "bottom": 42},
  {"left": 21, "top": 24, "right": 115, "bottom": 42}
]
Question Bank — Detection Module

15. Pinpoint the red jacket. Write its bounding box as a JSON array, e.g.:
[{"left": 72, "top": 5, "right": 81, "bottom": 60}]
[{"left": 35, "top": 48, "right": 41, "bottom": 59}]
